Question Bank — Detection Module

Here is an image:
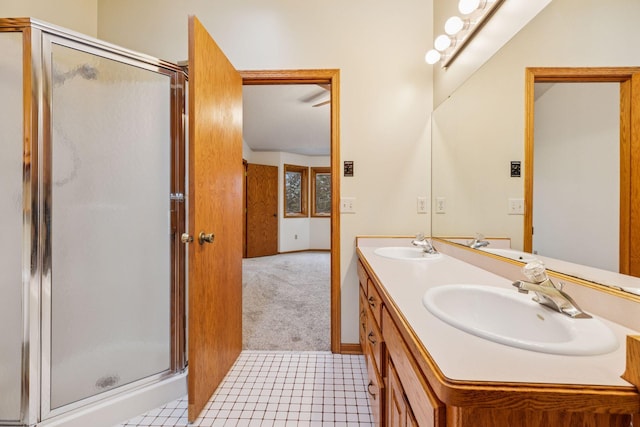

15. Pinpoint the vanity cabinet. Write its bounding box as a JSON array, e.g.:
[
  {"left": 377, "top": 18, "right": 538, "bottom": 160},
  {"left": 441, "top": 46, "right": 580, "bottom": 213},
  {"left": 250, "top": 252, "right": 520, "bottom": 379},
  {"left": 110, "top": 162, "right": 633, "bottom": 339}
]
[
  {"left": 356, "top": 252, "right": 639, "bottom": 427},
  {"left": 358, "top": 260, "right": 386, "bottom": 426},
  {"left": 383, "top": 307, "right": 445, "bottom": 427},
  {"left": 358, "top": 259, "right": 444, "bottom": 427}
]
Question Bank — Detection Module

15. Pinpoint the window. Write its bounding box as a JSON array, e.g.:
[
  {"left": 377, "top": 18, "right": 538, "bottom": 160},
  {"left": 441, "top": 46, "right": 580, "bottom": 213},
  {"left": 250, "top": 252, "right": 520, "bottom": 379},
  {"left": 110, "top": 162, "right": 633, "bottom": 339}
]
[
  {"left": 311, "top": 167, "right": 331, "bottom": 217},
  {"left": 284, "top": 164, "right": 308, "bottom": 217}
]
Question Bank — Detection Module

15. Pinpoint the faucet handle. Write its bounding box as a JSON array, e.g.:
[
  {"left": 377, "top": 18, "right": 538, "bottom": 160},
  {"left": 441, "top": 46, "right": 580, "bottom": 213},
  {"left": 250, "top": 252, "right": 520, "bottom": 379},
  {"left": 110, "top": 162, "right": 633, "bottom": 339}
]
[
  {"left": 522, "top": 260, "right": 548, "bottom": 283},
  {"left": 415, "top": 232, "right": 425, "bottom": 241}
]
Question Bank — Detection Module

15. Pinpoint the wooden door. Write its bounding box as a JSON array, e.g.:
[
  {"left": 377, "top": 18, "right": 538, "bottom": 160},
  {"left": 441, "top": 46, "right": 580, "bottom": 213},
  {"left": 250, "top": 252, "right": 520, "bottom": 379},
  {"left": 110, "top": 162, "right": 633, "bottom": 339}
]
[
  {"left": 187, "top": 16, "right": 243, "bottom": 422},
  {"left": 246, "top": 163, "right": 278, "bottom": 257}
]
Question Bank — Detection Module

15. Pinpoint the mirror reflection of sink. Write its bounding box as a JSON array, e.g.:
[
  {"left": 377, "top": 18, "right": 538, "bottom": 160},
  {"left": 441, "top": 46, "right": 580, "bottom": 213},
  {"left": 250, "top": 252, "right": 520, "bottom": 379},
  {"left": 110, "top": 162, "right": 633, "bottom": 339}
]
[
  {"left": 422, "top": 284, "right": 618, "bottom": 356},
  {"left": 479, "top": 247, "right": 538, "bottom": 263},
  {"left": 374, "top": 247, "right": 442, "bottom": 261}
]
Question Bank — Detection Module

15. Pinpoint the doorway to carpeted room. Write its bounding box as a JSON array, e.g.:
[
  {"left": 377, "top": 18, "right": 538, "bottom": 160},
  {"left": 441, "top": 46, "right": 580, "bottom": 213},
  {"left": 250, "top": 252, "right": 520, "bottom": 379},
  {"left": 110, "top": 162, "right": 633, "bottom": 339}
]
[{"left": 242, "top": 251, "right": 330, "bottom": 351}]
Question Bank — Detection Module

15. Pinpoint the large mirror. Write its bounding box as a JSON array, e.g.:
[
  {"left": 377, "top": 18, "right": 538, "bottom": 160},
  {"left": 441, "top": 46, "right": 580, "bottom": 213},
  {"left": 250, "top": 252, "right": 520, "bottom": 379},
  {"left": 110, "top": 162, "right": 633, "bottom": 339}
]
[{"left": 431, "top": 0, "right": 640, "bottom": 294}]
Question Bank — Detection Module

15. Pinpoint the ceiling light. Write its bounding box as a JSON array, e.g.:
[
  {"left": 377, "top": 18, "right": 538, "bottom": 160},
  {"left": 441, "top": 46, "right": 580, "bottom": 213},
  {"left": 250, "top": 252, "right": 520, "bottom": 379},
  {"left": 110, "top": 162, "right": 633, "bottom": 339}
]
[
  {"left": 458, "top": 0, "right": 483, "bottom": 15},
  {"left": 425, "top": 50, "right": 441, "bottom": 64},
  {"left": 434, "top": 34, "right": 452, "bottom": 51},
  {"left": 444, "top": 16, "right": 466, "bottom": 36}
]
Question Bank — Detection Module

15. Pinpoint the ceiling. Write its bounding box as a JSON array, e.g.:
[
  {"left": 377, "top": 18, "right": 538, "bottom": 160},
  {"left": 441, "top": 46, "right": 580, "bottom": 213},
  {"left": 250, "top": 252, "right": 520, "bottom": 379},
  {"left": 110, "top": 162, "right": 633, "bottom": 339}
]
[{"left": 242, "top": 84, "right": 331, "bottom": 157}]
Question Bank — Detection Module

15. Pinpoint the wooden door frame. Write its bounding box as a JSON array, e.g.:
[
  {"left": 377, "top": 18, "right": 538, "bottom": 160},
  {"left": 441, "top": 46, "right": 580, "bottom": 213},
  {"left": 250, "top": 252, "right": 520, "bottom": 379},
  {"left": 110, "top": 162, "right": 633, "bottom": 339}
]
[
  {"left": 240, "top": 69, "right": 342, "bottom": 353},
  {"left": 524, "top": 67, "right": 640, "bottom": 275}
]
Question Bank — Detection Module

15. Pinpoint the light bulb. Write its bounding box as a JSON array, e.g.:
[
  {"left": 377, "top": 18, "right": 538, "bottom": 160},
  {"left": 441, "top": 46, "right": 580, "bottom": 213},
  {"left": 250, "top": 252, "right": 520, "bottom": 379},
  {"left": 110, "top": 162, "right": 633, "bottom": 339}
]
[
  {"left": 458, "top": 0, "right": 481, "bottom": 15},
  {"left": 434, "top": 34, "right": 452, "bottom": 51},
  {"left": 444, "top": 16, "right": 465, "bottom": 35},
  {"left": 425, "top": 49, "right": 441, "bottom": 64}
]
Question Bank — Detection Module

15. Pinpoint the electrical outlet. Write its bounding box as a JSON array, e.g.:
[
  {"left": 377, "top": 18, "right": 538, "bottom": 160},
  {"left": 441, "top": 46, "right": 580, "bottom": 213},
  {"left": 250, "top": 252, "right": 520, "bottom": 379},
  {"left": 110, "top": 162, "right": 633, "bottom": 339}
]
[
  {"left": 435, "top": 197, "right": 446, "bottom": 214},
  {"left": 417, "top": 197, "right": 428, "bottom": 214},
  {"left": 340, "top": 197, "right": 356, "bottom": 214},
  {"left": 508, "top": 198, "right": 524, "bottom": 215}
]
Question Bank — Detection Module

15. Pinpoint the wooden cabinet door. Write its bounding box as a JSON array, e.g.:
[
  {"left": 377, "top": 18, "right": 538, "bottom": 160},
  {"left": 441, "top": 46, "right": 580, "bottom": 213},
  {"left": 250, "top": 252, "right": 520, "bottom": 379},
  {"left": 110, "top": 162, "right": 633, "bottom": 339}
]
[
  {"left": 388, "top": 359, "right": 422, "bottom": 427},
  {"left": 388, "top": 360, "right": 408, "bottom": 427},
  {"left": 187, "top": 15, "right": 243, "bottom": 422}
]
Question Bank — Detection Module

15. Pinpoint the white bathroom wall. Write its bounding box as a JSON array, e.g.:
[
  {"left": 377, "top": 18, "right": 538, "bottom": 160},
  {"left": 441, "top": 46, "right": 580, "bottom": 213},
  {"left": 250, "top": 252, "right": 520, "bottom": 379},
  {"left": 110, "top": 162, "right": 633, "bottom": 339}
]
[
  {"left": 533, "top": 83, "right": 619, "bottom": 271},
  {"left": 99, "top": 1, "right": 437, "bottom": 343},
  {"left": 0, "top": 0, "right": 98, "bottom": 36}
]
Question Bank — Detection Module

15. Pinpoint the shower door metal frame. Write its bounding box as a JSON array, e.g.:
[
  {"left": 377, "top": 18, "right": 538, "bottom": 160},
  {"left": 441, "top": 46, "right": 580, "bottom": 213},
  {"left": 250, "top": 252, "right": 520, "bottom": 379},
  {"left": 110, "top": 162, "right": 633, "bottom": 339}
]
[{"left": 0, "top": 18, "right": 187, "bottom": 426}]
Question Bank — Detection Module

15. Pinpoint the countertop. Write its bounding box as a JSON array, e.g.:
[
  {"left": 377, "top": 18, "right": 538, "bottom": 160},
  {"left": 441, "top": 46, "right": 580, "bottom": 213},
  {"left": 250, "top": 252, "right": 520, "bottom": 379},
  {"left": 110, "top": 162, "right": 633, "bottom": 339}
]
[{"left": 357, "top": 237, "right": 637, "bottom": 387}]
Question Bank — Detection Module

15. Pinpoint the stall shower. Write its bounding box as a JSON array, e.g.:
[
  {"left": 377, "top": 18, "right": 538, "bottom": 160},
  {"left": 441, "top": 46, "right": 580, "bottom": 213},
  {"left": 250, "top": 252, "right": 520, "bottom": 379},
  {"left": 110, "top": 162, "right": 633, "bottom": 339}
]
[{"left": 0, "top": 19, "right": 187, "bottom": 427}]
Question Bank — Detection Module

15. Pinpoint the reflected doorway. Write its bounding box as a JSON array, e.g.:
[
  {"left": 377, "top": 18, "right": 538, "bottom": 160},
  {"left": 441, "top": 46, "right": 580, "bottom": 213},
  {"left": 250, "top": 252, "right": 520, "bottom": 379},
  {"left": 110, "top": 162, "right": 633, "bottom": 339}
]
[{"left": 524, "top": 67, "right": 640, "bottom": 277}]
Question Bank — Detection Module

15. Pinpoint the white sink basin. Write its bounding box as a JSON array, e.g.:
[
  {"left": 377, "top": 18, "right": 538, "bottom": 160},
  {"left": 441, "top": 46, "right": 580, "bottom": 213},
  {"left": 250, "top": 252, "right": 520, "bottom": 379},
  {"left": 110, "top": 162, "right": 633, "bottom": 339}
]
[
  {"left": 374, "top": 247, "right": 442, "bottom": 261},
  {"left": 479, "top": 247, "right": 538, "bottom": 263},
  {"left": 422, "top": 284, "right": 618, "bottom": 356}
]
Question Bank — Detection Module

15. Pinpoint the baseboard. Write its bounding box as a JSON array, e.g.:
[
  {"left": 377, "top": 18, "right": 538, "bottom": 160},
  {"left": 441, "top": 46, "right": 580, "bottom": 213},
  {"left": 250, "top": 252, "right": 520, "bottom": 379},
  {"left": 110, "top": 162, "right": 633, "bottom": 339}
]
[
  {"left": 340, "top": 343, "right": 363, "bottom": 355},
  {"left": 277, "top": 249, "right": 331, "bottom": 254}
]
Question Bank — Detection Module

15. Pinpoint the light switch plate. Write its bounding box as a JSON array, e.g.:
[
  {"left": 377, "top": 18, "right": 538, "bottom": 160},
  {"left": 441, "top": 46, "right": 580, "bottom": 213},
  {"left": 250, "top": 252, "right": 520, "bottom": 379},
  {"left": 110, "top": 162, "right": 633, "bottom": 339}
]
[
  {"left": 435, "top": 197, "right": 446, "bottom": 214},
  {"left": 340, "top": 197, "right": 356, "bottom": 214},
  {"left": 417, "top": 197, "right": 428, "bottom": 214},
  {"left": 508, "top": 198, "right": 524, "bottom": 215}
]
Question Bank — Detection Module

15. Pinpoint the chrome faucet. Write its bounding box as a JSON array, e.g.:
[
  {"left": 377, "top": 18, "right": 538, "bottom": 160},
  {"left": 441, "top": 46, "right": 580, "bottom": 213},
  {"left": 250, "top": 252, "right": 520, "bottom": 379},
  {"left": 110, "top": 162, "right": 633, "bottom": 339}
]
[
  {"left": 411, "top": 233, "right": 438, "bottom": 254},
  {"left": 512, "top": 261, "right": 591, "bottom": 319},
  {"left": 468, "top": 233, "right": 489, "bottom": 249}
]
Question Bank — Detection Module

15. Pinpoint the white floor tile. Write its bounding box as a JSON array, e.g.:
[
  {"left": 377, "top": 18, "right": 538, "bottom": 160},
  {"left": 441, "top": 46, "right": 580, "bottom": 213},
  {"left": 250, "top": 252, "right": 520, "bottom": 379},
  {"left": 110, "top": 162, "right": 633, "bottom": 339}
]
[{"left": 116, "top": 351, "right": 372, "bottom": 426}]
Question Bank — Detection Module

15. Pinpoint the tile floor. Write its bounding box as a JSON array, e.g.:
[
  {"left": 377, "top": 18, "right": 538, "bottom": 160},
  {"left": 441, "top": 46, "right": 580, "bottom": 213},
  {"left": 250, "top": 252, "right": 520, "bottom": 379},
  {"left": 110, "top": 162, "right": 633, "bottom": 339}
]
[{"left": 115, "top": 351, "right": 373, "bottom": 427}]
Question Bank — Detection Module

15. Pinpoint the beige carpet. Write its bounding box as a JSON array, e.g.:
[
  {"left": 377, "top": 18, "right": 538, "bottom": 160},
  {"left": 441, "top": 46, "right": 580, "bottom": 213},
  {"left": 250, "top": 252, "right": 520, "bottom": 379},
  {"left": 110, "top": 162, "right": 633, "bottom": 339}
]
[{"left": 242, "top": 251, "right": 330, "bottom": 351}]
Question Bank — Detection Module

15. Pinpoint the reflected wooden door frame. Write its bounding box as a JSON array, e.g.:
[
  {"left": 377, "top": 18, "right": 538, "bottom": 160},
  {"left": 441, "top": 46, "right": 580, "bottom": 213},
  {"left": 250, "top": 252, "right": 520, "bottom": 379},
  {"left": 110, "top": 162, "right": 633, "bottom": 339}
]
[
  {"left": 239, "top": 69, "right": 342, "bottom": 353},
  {"left": 524, "top": 67, "right": 640, "bottom": 276}
]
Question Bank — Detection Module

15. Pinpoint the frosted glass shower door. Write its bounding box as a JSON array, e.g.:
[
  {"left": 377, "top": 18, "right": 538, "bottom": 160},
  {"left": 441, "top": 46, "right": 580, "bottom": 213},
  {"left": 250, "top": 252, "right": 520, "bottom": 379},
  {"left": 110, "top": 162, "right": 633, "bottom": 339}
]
[
  {"left": 46, "top": 42, "right": 173, "bottom": 411},
  {"left": 0, "top": 31, "right": 25, "bottom": 423}
]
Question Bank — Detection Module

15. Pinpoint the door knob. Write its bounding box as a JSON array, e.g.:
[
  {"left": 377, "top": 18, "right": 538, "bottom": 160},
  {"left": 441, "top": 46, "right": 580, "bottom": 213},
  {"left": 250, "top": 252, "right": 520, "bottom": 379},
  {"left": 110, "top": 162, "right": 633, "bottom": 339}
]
[
  {"left": 181, "top": 233, "right": 193, "bottom": 244},
  {"left": 198, "top": 232, "right": 215, "bottom": 245}
]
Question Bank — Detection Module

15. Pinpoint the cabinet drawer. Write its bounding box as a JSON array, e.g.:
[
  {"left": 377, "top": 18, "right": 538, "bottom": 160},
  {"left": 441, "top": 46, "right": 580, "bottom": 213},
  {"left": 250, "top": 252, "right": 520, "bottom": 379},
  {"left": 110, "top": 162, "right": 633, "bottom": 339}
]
[
  {"left": 383, "top": 308, "right": 445, "bottom": 427},
  {"left": 359, "top": 286, "right": 367, "bottom": 350},
  {"left": 357, "top": 260, "right": 369, "bottom": 295},
  {"left": 367, "top": 279, "right": 383, "bottom": 327},
  {"left": 366, "top": 349, "right": 385, "bottom": 427},
  {"left": 366, "top": 307, "right": 385, "bottom": 375}
]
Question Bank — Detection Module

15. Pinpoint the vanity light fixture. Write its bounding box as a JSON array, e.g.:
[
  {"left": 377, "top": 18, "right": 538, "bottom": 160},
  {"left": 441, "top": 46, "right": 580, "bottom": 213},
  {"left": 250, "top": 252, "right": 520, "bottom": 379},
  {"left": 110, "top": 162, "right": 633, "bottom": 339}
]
[
  {"left": 425, "top": 49, "right": 442, "bottom": 65},
  {"left": 444, "top": 16, "right": 467, "bottom": 36},
  {"left": 458, "top": 0, "right": 485, "bottom": 15},
  {"left": 425, "top": 0, "right": 505, "bottom": 68},
  {"left": 434, "top": 34, "right": 453, "bottom": 51}
]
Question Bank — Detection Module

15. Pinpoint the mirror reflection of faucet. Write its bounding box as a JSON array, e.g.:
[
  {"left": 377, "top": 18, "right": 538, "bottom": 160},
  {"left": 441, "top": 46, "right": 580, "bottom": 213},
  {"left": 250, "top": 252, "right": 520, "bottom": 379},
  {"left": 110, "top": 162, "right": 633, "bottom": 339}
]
[
  {"left": 468, "top": 233, "right": 489, "bottom": 249},
  {"left": 512, "top": 261, "right": 592, "bottom": 319},
  {"left": 411, "top": 233, "right": 438, "bottom": 254}
]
